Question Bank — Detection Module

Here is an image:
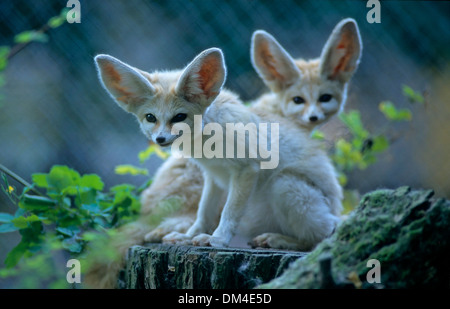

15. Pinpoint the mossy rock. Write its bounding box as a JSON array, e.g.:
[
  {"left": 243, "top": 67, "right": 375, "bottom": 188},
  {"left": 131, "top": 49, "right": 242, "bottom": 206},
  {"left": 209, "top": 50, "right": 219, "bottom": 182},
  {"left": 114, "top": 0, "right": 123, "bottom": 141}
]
[{"left": 260, "top": 186, "right": 450, "bottom": 288}]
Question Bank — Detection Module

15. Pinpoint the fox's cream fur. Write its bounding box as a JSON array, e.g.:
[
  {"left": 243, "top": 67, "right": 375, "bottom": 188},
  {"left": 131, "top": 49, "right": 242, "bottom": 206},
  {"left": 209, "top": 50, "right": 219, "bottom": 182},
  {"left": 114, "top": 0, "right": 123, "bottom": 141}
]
[
  {"left": 85, "top": 19, "right": 361, "bottom": 288},
  {"left": 251, "top": 18, "right": 362, "bottom": 129}
]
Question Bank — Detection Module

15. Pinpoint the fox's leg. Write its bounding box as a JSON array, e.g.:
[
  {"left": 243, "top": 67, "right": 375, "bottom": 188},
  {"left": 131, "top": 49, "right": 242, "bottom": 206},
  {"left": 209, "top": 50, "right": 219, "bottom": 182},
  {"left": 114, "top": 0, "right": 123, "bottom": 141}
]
[
  {"left": 250, "top": 233, "right": 314, "bottom": 251},
  {"left": 140, "top": 156, "right": 203, "bottom": 244},
  {"left": 162, "top": 173, "right": 223, "bottom": 244},
  {"left": 192, "top": 167, "right": 258, "bottom": 247},
  {"left": 251, "top": 174, "right": 340, "bottom": 251},
  {"left": 144, "top": 215, "right": 195, "bottom": 243}
]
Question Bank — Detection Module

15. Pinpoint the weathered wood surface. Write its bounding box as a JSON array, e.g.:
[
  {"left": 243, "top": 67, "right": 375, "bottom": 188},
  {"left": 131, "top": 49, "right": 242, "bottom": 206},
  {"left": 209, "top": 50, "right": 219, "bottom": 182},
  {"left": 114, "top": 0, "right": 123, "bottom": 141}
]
[{"left": 122, "top": 244, "right": 307, "bottom": 289}]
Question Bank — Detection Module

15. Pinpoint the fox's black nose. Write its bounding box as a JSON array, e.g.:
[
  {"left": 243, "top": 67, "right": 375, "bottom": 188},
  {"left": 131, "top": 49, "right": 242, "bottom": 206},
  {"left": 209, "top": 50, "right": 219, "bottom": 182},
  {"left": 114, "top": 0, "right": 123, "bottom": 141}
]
[
  {"left": 309, "top": 116, "right": 318, "bottom": 122},
  {"left": 156, "top": 137, "right": 166, "bottom": 144}
]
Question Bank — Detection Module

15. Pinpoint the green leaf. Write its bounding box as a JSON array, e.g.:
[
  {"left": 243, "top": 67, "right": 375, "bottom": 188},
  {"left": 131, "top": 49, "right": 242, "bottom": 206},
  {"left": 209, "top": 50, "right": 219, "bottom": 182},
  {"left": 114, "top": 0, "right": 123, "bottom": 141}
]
[
  {"left": 14, "top": 30, "right": 48, "bottom": 44},
  {"left": 56, "top": 227, "right": 75, "bottom": 237},
  {"left": 333, "top": 138, "right": 366, "bottom": 171},
  {"left": 80, "top": 174, "right": 104, "bottom": 191},
  {"left": 371, "top": 136, "right": 389, "bottom": 152},
  {"left": 138, "top": 145, "right": 156, "bottom": 164},
  {"left": 47, "top": 165, "right": 81, "bottom": 191},
  {"left": 62, "top": 238, "right": 83, "bottom": 253},
  {"left": 402, "top": 85, "right": 424, "bottom": 104},
  {"left": 115, "top": 165, "right": 148, "bottom": 176},
  {"left": 310, "top": 129, "right": 325, "bottom": 140},
  {"left": 0, "top": 213, "right": 14, "bottom": 223},
  {"left": 81, "top": 232, "right": 99, "bottom": 242},
  {"left": 337, "top": 172, "right": 348, "bottom": 187},
  {"left": 61, "top": 185, "right": 78, "bottom": 196},
  {"left": 110, "top": 184, "right": 136, "bottom": 192},
  {"left": 4, "top": 240, "right": 28, "bottom": 268},
  {"left": 138, "top": 144, "right": 170, "bottom": 163},
  {"left": 0, "top": 46, "right": 10, "bottom": 71},
  {"left": 81, "top": 204, "right": 102, "bottom": 215},
  {"left": 11, "top": 215, "right": 42, "bottom": 229},
  {"left": 342, "top": 189, "right": 360, "bottom": 215},
  {"left": 339, "top": 110, "right": 368, "bottom": 139},
  {"left": 48, "top": 14, "right": 67, "bottom": 28},
  {"left": 379, "top": 101, "right": 412, "bottom": 121},
  {"left": 0, "top": 223, "right": 20, "bottom": 233},
  {"left": 22, "top": 194, "right": 56, "bottom": 206},
  {"left": 31, "top": 173, "right": 49, "bottom": 188}
]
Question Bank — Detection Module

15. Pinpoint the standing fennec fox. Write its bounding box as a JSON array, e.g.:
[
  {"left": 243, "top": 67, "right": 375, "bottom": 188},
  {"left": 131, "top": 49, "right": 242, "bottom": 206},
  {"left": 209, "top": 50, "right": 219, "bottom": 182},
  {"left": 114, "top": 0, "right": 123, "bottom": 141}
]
[{"left": 85, "top": 19, "right": 361, "bottom": 288}]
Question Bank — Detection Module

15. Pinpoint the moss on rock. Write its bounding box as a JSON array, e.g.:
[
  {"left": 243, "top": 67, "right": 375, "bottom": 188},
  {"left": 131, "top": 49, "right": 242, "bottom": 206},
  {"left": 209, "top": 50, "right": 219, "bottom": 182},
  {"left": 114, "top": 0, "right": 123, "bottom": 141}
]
[{"left": 260, "top": 187, "right": 450, "bottom": 289}]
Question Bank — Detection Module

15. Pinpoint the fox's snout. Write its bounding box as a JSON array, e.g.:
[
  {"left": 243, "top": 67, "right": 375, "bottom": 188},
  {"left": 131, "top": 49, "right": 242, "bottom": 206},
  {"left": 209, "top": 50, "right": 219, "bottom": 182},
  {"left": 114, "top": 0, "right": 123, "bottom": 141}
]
[
  {"left": 309, "top": 115, "right": 319, "bottom": 122},
  {"left": 156, "top": 136, "right": 166, "bottom": 144},
  {"left": 151, "top": 130, "right": 178, "bottom": 147},
  {"left": 301, "top": 110, "right": 325, "bottom": 125}
]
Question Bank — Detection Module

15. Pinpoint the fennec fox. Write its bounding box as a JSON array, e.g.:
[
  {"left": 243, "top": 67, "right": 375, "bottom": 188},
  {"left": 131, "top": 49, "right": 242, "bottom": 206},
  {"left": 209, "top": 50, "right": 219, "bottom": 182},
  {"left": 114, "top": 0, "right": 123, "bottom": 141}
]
[
  {"left": 251, "top": 18, "right": 362, "bottom": 130},
  {"left": 94, "top": 46, "right": 341, "bottom": 244},
  {"left": 143, "top": 18, "right": 362, "bottom": 243},
  {"left": 86, "top": 19, "right": 361, "bottom": 288}
]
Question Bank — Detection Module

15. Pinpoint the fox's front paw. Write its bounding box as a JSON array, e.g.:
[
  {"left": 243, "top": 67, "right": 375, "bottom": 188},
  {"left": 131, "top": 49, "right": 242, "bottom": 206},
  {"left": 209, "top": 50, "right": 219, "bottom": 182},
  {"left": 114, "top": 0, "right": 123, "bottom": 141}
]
[
  {"left": 250, "top": 233, "right": 281, "bottom": 249},
  {"left": 191, "top": 233, "right": 212, "bottom": 246},
  {"left": 144, "top": 228, "right": 166, "bottom": 243},
  {"left": 162, "top": 232, "right": 192, "bottom": 245},
  {"left": 145, "top": 218, "right": 193, "bottom": 243},
  {"left": 191, "top": 233, "right": 228, "bottom": 247},
  {"left": 250, "top": 233, "right": 310, "bottom": 250}
]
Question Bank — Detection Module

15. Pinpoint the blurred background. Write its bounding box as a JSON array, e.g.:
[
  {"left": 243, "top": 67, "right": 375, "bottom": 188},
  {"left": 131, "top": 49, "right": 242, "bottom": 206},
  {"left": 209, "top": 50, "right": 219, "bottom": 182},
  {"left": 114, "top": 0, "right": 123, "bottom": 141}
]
[{"left": 0, "top": 0, "right": 449, "bottom": 281}]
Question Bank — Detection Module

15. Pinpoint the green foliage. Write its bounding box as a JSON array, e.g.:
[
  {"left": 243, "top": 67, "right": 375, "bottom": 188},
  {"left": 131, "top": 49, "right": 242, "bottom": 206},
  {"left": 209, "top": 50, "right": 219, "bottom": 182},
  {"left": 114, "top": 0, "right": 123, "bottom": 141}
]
[
  {"left": 115, "top": 164, "right": 149, "bottom": 176},
  {"left": 0, "top": 8, "right": 67, "bottom": 109},
  {"left": 14, "top": 31, "right": 49, "bottom": 44},
  {"left": 402, "top": 84, "right": 424, "bottom": 104},
  {"left": 48, "top": 8, "right": 70, "bottom": 29},
  {"left": 0, "top": 46, "right": 10, "bottom": 72},
  {"left": 332, "top": 110, "right": 390, "bottom": 174},
  {"left": 379, "top": 101, "right": 412, "bottom": 121},
  {"left": 138, "top": 144, "right": 170, "bottom": 163},
  {"left": 318, "top": 87, "right": 417, "bottom": 213},
  {"left": 0, "top": 165, "right": 142, "bottom": 270},
  {"left": 310, "top": 129, "right": 325, "bottom": 140}
]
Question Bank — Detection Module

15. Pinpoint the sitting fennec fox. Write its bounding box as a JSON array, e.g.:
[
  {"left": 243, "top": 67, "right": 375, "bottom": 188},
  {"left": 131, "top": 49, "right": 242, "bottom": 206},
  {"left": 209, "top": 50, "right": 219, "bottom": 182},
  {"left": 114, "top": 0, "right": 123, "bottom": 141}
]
[
  {"left": 85, "top": 19, "right": 361, "bottom": 288},
  {"left": 251, "top": 18, "right": 362, "bottom": 130},
  {"left": 94, "top": 47, "right": 342, "bottom": 247},
  {"left": 143, "top": 18, "right": 362, "bottom": 243}
]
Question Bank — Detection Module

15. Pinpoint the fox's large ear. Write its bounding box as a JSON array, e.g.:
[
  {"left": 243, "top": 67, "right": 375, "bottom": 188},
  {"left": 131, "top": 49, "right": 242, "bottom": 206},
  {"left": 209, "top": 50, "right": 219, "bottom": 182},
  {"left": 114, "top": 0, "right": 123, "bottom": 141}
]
[
  {"left": 251, "top": 30, "right": 301, "bottom": 92},
  {"left": 94, "top": 54, "right": 155, "bottom": 112},
  {"left": 320, "top": 18, "right": 362, "bottom": 84},
  {"left": 176, "top": 48, "right": 226, "bottom": 107}
]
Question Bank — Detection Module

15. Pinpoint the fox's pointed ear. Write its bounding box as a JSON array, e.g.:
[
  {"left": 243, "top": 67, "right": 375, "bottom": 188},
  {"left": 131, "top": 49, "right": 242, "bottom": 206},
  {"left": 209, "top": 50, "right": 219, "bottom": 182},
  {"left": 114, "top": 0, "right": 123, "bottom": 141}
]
[
  {"left": 176, "top": 48, "right": 226, "bottom": 107},
  {"left": 320, "top": 18, "right": 362, "bottom": 84},
  {"left": 251, "top": 30, "right": 301, "bottom": 92},
  {"left": 94, "top": 54, "right": 155, "bottom": 112}
]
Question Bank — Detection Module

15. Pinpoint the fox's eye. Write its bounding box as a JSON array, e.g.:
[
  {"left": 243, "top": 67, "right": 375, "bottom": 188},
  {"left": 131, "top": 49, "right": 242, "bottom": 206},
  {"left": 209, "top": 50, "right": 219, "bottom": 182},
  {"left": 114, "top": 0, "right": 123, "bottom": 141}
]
[
  {"left": 145, "top": 113, "right": 156, "bottom": 123},
  {"left": 319, "top": 94, "right": 332, "bottom": 102},
  {"left": 171, "top": 113, "right": 187, "bottom": 123},
  {"left": 292, "top": 96, "right": 305, "bottom": 104}
]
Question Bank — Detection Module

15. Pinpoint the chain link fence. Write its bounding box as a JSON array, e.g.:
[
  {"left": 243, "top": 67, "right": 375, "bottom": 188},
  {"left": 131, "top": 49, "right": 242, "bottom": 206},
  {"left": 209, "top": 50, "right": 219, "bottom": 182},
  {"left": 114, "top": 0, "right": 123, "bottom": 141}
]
[{"left": 0, "top": 0, "right": 449, "bottom": 265}]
